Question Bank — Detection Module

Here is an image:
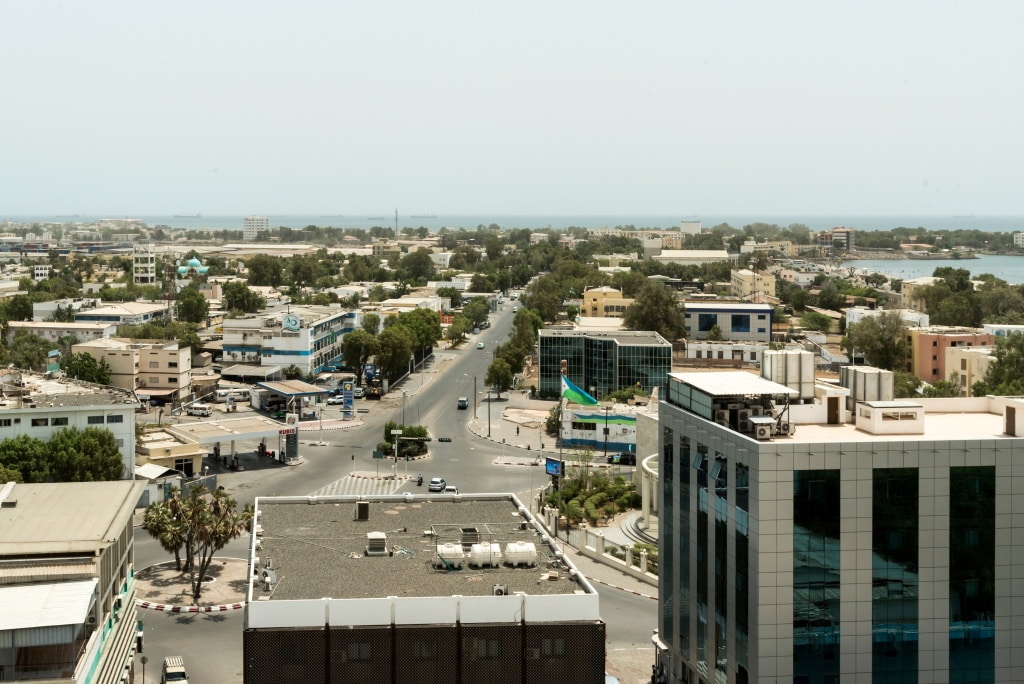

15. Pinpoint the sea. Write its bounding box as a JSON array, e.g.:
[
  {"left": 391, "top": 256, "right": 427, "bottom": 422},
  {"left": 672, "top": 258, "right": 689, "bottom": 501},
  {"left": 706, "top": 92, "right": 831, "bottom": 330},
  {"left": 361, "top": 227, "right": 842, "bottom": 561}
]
[{"left": 843, "top": 255, "right": 1024, "bottom": 285}]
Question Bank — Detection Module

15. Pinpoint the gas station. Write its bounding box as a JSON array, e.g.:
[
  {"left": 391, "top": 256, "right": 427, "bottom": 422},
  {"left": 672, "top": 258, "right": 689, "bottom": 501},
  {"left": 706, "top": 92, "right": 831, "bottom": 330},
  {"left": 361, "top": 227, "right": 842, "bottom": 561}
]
[{"left": 166, "top": 415, "right": 303, "bottom": 468}]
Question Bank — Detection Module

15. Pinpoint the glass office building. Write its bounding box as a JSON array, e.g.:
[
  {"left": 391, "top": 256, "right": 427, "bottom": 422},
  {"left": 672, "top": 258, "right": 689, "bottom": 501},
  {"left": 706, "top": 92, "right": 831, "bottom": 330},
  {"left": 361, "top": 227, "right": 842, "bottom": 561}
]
[
  {"left": 538, "top": 330, "right": 672, "bottom": 399},
  {"left": 655, "top": 371, "right": 1023, "bottom": 684}
]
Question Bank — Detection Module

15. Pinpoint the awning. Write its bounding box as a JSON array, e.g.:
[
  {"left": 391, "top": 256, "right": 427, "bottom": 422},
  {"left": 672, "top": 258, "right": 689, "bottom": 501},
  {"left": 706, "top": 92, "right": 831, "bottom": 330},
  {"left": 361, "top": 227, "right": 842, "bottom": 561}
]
[{"left": 0, "top": 579, "right": 98, "bottom": 630}]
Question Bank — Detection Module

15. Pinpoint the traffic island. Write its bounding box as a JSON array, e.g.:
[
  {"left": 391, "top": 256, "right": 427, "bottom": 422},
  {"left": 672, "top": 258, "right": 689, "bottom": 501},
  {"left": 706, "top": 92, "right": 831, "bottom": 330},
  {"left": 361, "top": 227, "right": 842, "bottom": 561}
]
[{"left": 134, "top": 558, "right": 249, "bottom": 612}]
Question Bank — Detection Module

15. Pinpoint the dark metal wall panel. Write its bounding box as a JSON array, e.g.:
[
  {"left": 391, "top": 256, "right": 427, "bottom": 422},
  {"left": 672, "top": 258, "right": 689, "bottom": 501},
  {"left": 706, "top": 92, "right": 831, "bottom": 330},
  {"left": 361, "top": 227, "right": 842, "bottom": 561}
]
[
  {"left": 244, "top": 628, "right": 325, "bottom": 684},
  {"left": 524, "top": 622, "right": 606, "bottom": 684},
  {"left": 460, "top": 624, "right": 522, "bottom": 684},
  {"left": 394, "top": 625, "right": 458, "bottom": 684},
  {"left": 327, "top": 627, "right": 391, "bottom": 684}
]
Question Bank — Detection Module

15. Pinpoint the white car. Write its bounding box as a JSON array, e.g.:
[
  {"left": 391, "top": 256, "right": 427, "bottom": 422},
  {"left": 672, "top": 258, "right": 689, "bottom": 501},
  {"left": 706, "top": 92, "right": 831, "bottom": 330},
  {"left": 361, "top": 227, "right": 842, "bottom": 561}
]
[
  {"left": 428, "top": 477, "right": 445, "bottom": 492},
  {"left": 327, "top": 395, "right": 345, "bottom": 405},
  {"left": 443, "top": 485, "right": 459, "bottom": 495}
]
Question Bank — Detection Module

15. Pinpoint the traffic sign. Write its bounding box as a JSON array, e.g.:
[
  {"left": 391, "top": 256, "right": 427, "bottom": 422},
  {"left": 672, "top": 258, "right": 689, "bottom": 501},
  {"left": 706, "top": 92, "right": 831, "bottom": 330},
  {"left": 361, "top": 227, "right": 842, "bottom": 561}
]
[{"left": 372, "top": 450, "right": 384, "bottom": 460}]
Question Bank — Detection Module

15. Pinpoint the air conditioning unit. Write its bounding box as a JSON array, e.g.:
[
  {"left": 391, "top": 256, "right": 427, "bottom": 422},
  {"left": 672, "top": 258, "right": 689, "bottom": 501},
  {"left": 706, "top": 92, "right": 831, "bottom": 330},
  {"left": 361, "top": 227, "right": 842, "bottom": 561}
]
[
  {"left": 779, "top": 422, "right": 792, "bottom": 436},
  {"left": 750, "top": 406, "right": 764, "bottom": 416},
  {"left": 714, "top": 410, "right": 729, "bottom": 422},
  {"left": 755, "top": 425, "right": 773, "bottom": 441},
  {"left": 86, "top": 615, "right": 97, "bottom": 625},
  {"left": 738, "top": 420, "right": 752, "bottom": 433},
  {"left": 492, "top": 584, "right": 509, "bottom": 596},
  {"left": 764, "top": 409, "right": 776, "bottom": 419},
  {"left": 738, "top": 409, "right": 751, "bottom": 421}
]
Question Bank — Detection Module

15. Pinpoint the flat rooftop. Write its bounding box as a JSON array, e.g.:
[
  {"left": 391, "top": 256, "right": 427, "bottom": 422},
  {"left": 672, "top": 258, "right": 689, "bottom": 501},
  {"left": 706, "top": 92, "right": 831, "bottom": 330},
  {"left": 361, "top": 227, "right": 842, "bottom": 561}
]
[
  {"left": 252, "top": 495, "right": 587, "bottom": 602},
  {"left": 787, "top": 410, "right": 1012, "bottom": 444}
]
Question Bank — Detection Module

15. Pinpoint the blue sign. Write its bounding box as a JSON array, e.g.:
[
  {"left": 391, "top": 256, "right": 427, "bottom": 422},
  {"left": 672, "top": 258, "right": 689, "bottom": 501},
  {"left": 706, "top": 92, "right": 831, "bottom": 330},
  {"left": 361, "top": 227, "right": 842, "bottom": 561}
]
[{"left": 545, "top": 457, "right": 564, "bottom": 477}]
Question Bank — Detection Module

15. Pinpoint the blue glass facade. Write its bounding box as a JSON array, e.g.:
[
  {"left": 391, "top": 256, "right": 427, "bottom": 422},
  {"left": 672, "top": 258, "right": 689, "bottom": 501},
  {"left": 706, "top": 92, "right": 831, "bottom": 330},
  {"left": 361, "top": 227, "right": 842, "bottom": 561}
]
[{"left": 538, "top": 331, "right": 671, "bottom": 399}]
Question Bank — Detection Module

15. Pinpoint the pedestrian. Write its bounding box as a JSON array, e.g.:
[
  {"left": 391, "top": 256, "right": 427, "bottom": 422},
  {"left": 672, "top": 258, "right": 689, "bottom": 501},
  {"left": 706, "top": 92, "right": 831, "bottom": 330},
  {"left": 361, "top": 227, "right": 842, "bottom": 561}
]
[
  {"left": 516, "top": 426, "right": 520, "bottom": 435},
  {"left": 351, "top": 453, "right": 355, "bottom": 461}
]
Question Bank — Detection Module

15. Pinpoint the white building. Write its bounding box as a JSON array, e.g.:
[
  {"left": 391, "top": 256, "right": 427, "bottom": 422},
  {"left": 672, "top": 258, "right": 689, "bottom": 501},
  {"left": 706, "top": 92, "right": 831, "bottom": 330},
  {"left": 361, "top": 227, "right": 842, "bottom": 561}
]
[
  {"left": 221, "top": 306, "right": 358, "bottom": 374},
  {"left": 845, "top": 306, "right": 930, "bottom": 328},
  {"left": 33, "top": 297, "right": 102, "bottom": 322},
  {"left": 6, "top": 321, "right": 116, "bottom": 345},
  {"left": 1014, "top": 232, "right": 1024, "bottom": 247},
  {"left": 243, "top": 215, "right": 269, "bottom": 241},
  {"left": 0, "top": 370, "right": 139, "bottom": 478},
  {"left": 74, "top": 301, "right": 172, "bottom": 326},
  {"left": 684, "top": 340, "right": 769, "bottom": 365},
  {"left": 652, "top": 249, "right": 732, "bottom": 267},
  {"left": 33, "top": 264, "right": 51, "bottom": 281}
]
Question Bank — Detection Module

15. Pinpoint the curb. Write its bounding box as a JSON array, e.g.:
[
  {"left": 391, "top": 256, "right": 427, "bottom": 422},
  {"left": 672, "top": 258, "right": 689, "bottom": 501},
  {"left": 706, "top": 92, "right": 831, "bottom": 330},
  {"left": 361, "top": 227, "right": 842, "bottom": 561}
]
[
  {"left": 584, "top": 576, "right": 658, "bottom": 601},
  {"left": 135, "top": 599, "right": 246, "bottom": 613}
]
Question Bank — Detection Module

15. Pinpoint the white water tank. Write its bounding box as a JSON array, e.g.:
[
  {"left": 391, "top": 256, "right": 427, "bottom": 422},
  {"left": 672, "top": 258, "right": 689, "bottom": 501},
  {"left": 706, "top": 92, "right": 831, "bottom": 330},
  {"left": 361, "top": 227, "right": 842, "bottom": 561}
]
[
  {"left": 762, "top": 349, "right": 815, "bottom": 400},
  {"left": 503, "top": 541, "right": 538, "bottom": 567},
  {"left": 435, "top": 542, "right": 465, "bottom": 569},
  {"left": 468, "top": 543, "right": 502, "bottom": 568}
]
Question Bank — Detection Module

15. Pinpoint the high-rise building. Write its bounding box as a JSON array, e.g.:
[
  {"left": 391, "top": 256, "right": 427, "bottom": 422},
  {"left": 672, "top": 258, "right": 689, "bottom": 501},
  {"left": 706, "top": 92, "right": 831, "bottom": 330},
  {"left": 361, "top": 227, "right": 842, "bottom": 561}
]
[
  {"left": 132, "top": 243, "right": 158, "bottom": 285},
  {"left": 243, "top": 215, "right": 268, "bottom": 241},
  {"left": 654, "top": 368, "right": 1024, "bottom": 683}
]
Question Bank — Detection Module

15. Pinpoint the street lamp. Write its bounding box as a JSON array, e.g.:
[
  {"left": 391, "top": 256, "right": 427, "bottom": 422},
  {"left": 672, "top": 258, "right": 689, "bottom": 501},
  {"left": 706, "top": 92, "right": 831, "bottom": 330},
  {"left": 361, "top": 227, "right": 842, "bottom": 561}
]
[
  {"left": 603, "top": 404, "right": 612, "bottom": 463},
  {"left": 402, "top": 391, "right": 407, "bottom": 426},
  {"left": 486, "top": 389, "right": 492, "bottom": 437}
]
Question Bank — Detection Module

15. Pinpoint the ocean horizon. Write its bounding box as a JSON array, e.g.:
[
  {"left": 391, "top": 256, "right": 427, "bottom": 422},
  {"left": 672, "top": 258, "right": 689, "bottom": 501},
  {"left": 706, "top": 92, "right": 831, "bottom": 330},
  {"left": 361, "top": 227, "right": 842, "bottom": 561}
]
[{"left": 4, "top": 213, "right": 1024, "bottom": 234}]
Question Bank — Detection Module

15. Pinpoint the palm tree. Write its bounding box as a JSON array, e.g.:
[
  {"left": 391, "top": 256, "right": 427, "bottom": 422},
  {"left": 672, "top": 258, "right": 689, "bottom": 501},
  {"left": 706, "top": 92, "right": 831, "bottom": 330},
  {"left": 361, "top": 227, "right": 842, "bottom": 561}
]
[
  {"left": 187, "top": 487, "right": 253, "bottom": 604},
  {"left": 142, "top": 487, "right": 186, "bottom": 570}
]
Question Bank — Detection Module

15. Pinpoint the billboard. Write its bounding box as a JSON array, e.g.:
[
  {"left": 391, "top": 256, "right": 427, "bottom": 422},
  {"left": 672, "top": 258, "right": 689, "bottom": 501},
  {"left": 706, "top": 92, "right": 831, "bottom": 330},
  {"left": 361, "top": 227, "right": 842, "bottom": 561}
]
[{"left": 545, "top": 457, "right": 564, "bottom": 477}]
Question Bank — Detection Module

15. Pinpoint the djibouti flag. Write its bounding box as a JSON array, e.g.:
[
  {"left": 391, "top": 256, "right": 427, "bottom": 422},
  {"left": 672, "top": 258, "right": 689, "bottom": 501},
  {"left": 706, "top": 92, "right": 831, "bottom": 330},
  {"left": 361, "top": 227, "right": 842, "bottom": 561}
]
[{"left": 561, "top": 375, "right": 599, "bottom": 406}]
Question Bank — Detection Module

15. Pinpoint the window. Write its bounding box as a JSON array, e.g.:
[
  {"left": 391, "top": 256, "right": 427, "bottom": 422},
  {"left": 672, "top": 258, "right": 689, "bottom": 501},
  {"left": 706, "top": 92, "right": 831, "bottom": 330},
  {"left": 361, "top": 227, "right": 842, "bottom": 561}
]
[
  {"left": 698, "top": 313, "right": 718, "bottom": 332},
  {"left": 107, "top": 415, "right": 124, "bottom": 424},
  {"left": 962, "top": 359, "right": 967, "bottom": 370},
  {"left": 731, "top": 314, "right": 751, "bottom": 333},
  {"left": 347, "top": 643, "right": 372, "bottom": 661},
  {"left": 52, "top": 417, "right": 68, "bottom": 426},
  {"left": 0, "top": 418, "right": 10, "bottom": 427},
  {"left": 31, "top": 417, "right": 49, "bottom": 427},
  {"left": 168, "top": 361, "right": 178, "bottom": 368},
  {"left": 88, "top": 415, "right": 104, "bottom": 424},
  {"left": 167, "top": 377, "right": 177, "bottom": 384},
  {"left": 115, "top": 439, "right": 124, "bottom": 447},
  {"left": 149, "top": 361, "right": 159, "bottom": 368},
  {"left": 965, "top": 528, "right": 980, "bottom": 547}
]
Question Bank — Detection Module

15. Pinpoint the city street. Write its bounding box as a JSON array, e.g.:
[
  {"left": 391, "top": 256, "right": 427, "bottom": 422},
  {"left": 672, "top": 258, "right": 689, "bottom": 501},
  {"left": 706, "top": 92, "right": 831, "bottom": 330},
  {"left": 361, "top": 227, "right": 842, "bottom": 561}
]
[{"left": 133, "top": 302, "right": 657, "bottom": 683}]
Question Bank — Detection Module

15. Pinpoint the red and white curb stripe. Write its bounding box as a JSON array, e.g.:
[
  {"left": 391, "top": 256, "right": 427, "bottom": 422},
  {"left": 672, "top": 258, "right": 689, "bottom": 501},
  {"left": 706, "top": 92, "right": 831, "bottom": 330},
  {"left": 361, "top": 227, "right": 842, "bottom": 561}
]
[
  {"left": 136, "top": 600, "right": 246, "bottom": 613},
  {"left": 584, "top": 576, "right": 658, "bottom": 600}
]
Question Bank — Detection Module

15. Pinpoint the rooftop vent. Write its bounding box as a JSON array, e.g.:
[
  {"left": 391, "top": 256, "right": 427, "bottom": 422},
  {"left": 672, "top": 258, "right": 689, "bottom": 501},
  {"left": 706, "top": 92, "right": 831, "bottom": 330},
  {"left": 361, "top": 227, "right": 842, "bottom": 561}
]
[
  {"left": 460, "top": 526, "right": 481, "bottom": 548},
  {"left": 355, "top": 500, "right": 369, "bottom": 521},
  {"left": 365, "top": 531, "right": 389, "bottom": 556}
]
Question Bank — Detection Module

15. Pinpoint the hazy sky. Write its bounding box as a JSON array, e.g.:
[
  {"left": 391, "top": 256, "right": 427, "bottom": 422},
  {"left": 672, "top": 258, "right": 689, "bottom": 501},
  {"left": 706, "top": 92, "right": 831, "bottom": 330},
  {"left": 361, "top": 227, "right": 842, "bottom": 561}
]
[{"left": 4, "top": 1, "right": 1024, "bottom": 216}]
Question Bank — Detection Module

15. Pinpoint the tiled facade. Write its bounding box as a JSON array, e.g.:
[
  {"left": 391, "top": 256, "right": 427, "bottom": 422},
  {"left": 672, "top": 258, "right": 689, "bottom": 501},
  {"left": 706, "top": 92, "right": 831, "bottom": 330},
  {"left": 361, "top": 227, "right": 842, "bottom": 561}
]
[{"left": 656, "top": 372, "right": 1024, "bottom": 683}]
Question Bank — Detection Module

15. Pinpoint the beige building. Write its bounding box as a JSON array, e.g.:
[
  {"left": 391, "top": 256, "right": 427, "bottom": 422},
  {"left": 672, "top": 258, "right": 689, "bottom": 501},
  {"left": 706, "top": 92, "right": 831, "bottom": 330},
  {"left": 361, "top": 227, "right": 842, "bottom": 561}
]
[
  {"left": 73, "top": 338, "right": 193, "bottom": 404},
  {"left": 136, "top": 428, "right": 206, "bottom": 476},
  {"left": 730, "top": 268, "right": 776, "bottom": 301},
  {"left": 6, "top": 320, "right": 116, "bottom": 345},
  {"left": 371, "top": 238, "right": 403, "bottom": 263},
  {"left": 132, "top": 243, "right": 158, "bottom": 285},
  {"left": 581, "top": 286, "right": 634, "bottom": 318},
  {"left": 945, "top": 345, "right": 995, "bottom": 396}
]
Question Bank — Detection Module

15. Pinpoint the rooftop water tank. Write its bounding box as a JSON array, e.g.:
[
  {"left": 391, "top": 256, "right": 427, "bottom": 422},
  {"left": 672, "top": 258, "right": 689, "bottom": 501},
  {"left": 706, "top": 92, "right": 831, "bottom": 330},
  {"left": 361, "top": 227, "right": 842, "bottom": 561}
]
[
  {"left": 435, "top": 542, "right": 465, "bottom": 569},
  {"left": 468, "top": 543, "right": 502, "bottom": 568},
  {"left": 503, "top": 541, "right": 538, "bottom": 567}
]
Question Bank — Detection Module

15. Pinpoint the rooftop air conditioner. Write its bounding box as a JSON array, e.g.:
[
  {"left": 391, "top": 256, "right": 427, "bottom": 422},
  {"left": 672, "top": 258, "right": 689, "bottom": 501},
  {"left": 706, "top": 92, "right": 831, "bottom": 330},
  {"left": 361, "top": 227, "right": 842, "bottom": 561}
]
[
  {"left": 492, "top": 584, "right": 509, "bottom": 596},
  {"left": 779, "top": 422, "right": 792, "bottom": 436},
  {"left": 755, "top": 425, "right": 773, "bottom": 441},
  {"left": 714, "top": 410, "right": 729, "bottom": 423}
]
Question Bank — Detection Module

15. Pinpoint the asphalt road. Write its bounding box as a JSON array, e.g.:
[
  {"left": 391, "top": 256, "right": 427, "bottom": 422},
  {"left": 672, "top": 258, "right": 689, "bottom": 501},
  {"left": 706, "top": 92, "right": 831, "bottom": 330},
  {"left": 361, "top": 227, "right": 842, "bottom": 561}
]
[{"left": 133, "top": 301, "right": 658, "bottom": 683}]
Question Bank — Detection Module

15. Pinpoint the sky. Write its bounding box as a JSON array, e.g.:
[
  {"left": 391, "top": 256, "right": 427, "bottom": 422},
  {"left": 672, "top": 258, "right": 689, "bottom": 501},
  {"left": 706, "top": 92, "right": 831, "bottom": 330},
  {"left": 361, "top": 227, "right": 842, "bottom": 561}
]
[{"left": 3, "top": 1, "right": 1024, "bottom": 217}]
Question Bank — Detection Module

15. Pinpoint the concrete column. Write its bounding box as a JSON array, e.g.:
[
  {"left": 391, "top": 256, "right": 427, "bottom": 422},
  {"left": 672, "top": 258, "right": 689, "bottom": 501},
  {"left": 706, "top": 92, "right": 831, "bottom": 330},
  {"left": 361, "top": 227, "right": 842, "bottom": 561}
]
[
  {"left": 625, "top": 546, "right": 633, "bottom": 569},
  {"left": 595, "top": 532, "right": 605, "bottom": 554},
  {"left": 641, "top": 469, "right": 651, "bottom": 530},
  {"left": 640, "top": 548, "right": 648, "bottom": 574}
]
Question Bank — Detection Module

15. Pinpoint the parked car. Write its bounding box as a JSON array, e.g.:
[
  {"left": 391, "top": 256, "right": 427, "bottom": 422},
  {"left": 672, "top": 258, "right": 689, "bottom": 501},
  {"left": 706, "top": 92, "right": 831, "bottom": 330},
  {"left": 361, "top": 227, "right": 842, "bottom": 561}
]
[
  {"left": 428, "top": 477, "right": 446, "bottom": 492},
  {"left": 161, "top": 656, "right": 189, "bottom": 683},
  {"left": 476, "top": 342, "right": 485, "bottom": 349},
  {"left": 457, "top": 397, "right": 468, "bottom": 410},
  {"left": 327, "top": 395, "right": 345, "bottom": 405},
  {"left": 443, "top": 485, "right": 459, "bottom": 495},
  {"left": 353, "top": 386, "right": 365, "bottom": 398},
  {"left": 607, "top": 452, "right": 636, "bottom": 466},
  {"left": 186, "top": 403, "right": 212, "bottom": 417}
]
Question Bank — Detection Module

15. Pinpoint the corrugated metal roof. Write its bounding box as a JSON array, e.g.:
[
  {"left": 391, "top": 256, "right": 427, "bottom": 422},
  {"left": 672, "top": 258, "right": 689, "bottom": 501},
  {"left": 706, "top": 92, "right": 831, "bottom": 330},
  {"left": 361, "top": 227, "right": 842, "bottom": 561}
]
[
  {"left": 0, "top": 562, "right": 96, "bottom": 584},
  {"left": 0, "top": 579, "right": 97, "bottom": 630},
  {"left": 257, "top": 380, "right": 327, "bottom": 396},
  {"left": 672, "top": 371, "right": 798, "bottom": 397},
  {"left": 135, "top": 463, "right": 177, "bottom": 480}
]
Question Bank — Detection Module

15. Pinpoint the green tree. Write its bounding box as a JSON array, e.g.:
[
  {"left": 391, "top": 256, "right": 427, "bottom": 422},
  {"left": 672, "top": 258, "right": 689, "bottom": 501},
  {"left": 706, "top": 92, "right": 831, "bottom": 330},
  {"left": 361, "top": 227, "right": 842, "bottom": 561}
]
[
  {"left": 973, "top": 333, "right": 1024, "bottom": 396},
  {"left": 340, "top": 329, "right": 380, "bottom": 385},
  {"left": 176, "top": 286, "right": 209, "bottom": 324},
  {"left": 361, "top": 313, "right": 381, "bottom": 335},
  {"left": 283, "top": 364, "right": 304, "bottom": 380},
  {"left": 47, "top": 427, "right": 125, "bottom": 481},
  {"left": 922, "top": 378, "right": 961, "bottom": 398},
  {"left": 485, "top": 358, "right": 514, "bottom": 398},
  {"left": 61, "top": 352, "right": 112, "bottom": 385},
  {"left": 397, "top": 248, "right": 435, "bottom": 283},
  {"left": 222, "top": 281, "right": 266, "bottom": 313},
  {"left": 4, "top": 330, "right": 53, "bottom": 371},
  {"left": 800, "top": 311, "right": 833, "bottom": 333},
  {"left": 375, "top": 325, "right": 416, "bottom": 378},
  {"left": 622, "top": 281, "right": 686, "bottom": 341},
  {"left": 247, "top": 254, "right": 284, "bottom": 287},
  {"left": 706, "top": 324, "right": 723, "bottom": 341},
  {"left": 841, "top": 311, "right": 909, "bottom": 371},
  {"left": 395, "top": 308, "right": 442, "bottom": 351},
  {"left": 3, "top": 294, "right": 33, "bottom": 322},
  {"left": 436, "top": 286, "right": 462, "bottom": 308},
  {"left": 446, "top": 317, "right": 471, "bottom": 346},
  {"left": 143, "top": 486, "right": 186, "bottom": 570},
  {"left": 0, "top": 434, "right": 52, "bottom": 482},
  {"left": 461, "top": 297, "right": 491, "bottom": 328}
]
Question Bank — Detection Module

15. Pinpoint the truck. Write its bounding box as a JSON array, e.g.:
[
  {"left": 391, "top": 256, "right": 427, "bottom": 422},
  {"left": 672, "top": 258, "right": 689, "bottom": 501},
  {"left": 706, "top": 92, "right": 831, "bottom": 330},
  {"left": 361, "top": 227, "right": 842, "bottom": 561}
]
[
  {"left": 161, "top": 655, "right": 189, "bottom": 683},
  {"left": 364, "top": 363, "right": 383, "bottom": 399}
]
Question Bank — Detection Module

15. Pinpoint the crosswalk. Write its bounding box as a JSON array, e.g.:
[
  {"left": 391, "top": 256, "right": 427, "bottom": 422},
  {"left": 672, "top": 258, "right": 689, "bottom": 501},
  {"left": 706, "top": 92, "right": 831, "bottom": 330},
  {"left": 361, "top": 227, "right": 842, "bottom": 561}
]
[{"left": 309, "top": 475, "right": 412, "bottom": 498}]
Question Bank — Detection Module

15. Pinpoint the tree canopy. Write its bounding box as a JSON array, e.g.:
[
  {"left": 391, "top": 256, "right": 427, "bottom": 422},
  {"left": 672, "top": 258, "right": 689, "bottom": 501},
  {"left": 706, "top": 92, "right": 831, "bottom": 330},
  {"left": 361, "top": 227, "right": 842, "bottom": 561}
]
[
  {"left": 973, "top": 333, "right": 1024, "bottom": 396},
  {"left": 0, "top": 427, "right": 125, "bottom": 482},
  {"left": 841, "top": 311, "right": 909, "bottom": 371},
  {"left": 622, "top": 281, "right": 686, "bottom": 341}
]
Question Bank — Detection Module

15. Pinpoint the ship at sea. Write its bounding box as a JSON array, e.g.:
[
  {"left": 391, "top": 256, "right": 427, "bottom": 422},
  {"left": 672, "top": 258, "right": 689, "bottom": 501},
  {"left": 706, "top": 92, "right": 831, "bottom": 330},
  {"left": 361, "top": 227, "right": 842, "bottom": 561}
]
[
  {"left": 174, "top": 213, "right": 202, "bottom": 219},
  {"left": 411, "top": 214, "right": 437, "bottom": 219},
  {"left": 366, "top": 216, "right": 386, "bottom": 221}
]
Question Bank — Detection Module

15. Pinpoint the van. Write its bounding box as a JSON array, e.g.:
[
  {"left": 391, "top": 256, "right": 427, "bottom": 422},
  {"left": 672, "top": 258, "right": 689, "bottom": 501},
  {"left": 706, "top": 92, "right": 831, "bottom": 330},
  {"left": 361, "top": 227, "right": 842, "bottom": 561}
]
[
  {"left": 161, "top": 655, "right": 189, "bottom": 683},
  {"left": 186, "top": 403, "right": 212, "bottom": 417},
  {"left": 457, "top": 397, "right": 468, "bottom": 410}
]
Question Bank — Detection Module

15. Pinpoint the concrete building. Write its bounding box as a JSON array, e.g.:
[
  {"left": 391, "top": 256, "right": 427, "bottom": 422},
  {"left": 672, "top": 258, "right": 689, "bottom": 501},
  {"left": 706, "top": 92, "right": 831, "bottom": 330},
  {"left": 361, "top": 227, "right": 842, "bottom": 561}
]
[
  {"left": 6, "top": 321, "right": 115, "bottom": 345},
  {"left": 74, "top": 301, "right": 172, "bottom": 326},
  {"left": 683, "top": 340, "right": 768, "bottom": 366},
  {"left": 1014, "top": 232, "right": 1024, "bottom": 248},
  {"left": 72, "top": 338, "right": 193, "bottom": 405},
  {"left": 946, "top": 345, "right": 995, "bottom": 397},
  {"left": 33, "top": 297, "right": 102, "bottom": 322},
  {"left": 0, "top": 480, "right": 145, "bottom": 684},
  {"left": 844, "top": 306, "right": 929, "bottom": 329},
  {"left": 538, "top": 329, "right": 672, "bottom": 400},
  {"left": 739, "top": 240, "right": 796, "bottom": 257},
  {"left": 730, "top": 269, "right": 776, "bottom": 301},
  {"left": 580, "top": 286, "right": 633, "bottom": 318},
  {"left": 906, "top": 326, "right": 995, "bottom": 383},
  {"left": 655, "top": 369, "right": 1024, "bottom": 683},
  {"left": 243, "top": 215, "right": 269, "bottom": 241},
  {"left": 243, "top": 493, "right": 606, "bottom": 684},
  {"left": 132, "top": 243, "right": 158, "bottom": 285},
  {"left": 652, "top": 249, "right": 732, "bottom": 268},
  {"left": 982, "top": 323, "right": 1024, "bottom": 338},
  {"left": 683, "top": 302, "right": 774, "bottom": 343},
  {"left": 0, "top": 370, "right": 139, "bottom": 478},
  {"left": 221, "top": 307, "right": 358, "bottom": 375},
  {"left": 33, "top": 264, "right": 52, "bottom": 281},
  {"left": 371, "top": 238, "right": 403, "bottom": 263}
]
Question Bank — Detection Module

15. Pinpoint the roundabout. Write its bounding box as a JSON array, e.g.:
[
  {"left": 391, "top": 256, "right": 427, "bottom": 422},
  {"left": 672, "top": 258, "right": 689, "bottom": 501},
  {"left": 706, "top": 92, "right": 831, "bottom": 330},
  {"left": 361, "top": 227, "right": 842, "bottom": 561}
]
[{"left": 134, "top": 557, "right": 249, "bottom": 612}]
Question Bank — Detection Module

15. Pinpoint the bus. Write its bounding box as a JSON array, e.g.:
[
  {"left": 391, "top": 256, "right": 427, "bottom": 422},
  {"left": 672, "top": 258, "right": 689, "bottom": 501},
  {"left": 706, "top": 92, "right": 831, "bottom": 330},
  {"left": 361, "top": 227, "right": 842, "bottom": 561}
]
[{"left": 213, "top": 387, "right": 251, "bottom": 403}]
